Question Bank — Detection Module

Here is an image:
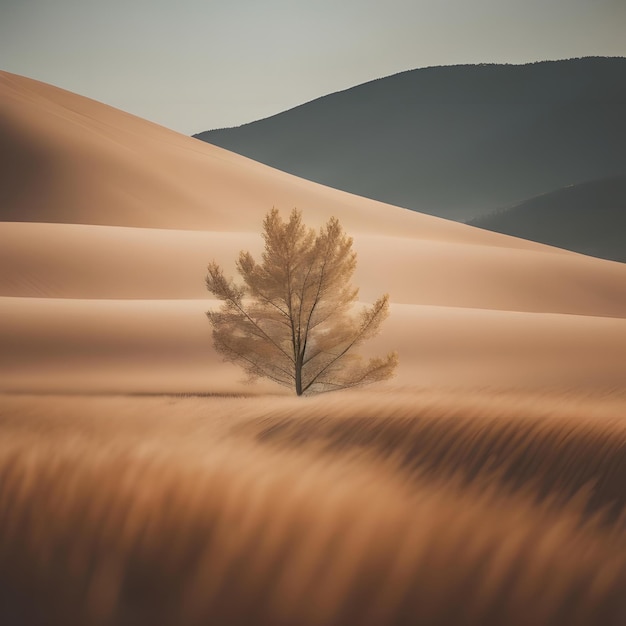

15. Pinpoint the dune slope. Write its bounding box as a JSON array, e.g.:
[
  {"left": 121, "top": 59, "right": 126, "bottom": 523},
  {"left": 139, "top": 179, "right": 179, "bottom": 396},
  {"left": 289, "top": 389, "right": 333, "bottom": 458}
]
[{"left": 1, "top": 71, "right": 625, "bottom": 394}]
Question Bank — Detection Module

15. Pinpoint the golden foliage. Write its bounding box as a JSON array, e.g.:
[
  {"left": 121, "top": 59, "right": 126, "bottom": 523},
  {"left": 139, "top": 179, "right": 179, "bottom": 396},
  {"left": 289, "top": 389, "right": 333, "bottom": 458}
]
[{"left": 206, "top": 208, "right": 397, "bottom": 395}]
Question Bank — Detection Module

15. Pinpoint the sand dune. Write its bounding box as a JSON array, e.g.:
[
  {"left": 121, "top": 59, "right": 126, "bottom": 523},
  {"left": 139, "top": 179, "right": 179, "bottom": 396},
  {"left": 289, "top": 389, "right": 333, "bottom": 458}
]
[
  {"left": 1, "top": 70, "right": 625, "bottom": 395},
  {"left": 0, "top": 71, "right": 572, "bottom": 243},
  {"left": 2, "top": 221, "right": 626, "bottom": 316},
  {"left": 1, "top": 71, "right": 626, "bottom": 626},
  {"left": 2, "top": 297, "right": 625, "bottom": 394}
]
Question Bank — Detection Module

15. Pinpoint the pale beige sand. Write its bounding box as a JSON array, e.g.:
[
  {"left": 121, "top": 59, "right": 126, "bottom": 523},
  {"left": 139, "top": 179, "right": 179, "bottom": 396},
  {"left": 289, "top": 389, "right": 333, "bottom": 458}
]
[
  {"left": 2, "top": 297, "right": 625, "bottom": 394},
  {"left": 0, "top": 72, "right": 581, "bottom": 242},
  {"left": 1, "top": 71, "right": 625, "bottom": 395},
  {"left": 2, "top": 222, "right": 626, "bottom": 316}
]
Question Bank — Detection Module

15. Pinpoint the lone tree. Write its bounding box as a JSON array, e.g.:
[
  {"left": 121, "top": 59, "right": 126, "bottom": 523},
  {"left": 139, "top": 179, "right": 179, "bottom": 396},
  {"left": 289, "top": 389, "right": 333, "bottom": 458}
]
[{"left": 206, "top": 208, "right": 397, "bottom": 395}]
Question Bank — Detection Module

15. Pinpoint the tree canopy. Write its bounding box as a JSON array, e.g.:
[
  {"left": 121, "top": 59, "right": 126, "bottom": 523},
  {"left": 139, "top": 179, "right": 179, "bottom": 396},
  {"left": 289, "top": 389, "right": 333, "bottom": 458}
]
[{"left": 206, "top": 208, "right": 397, "bottom": 395}]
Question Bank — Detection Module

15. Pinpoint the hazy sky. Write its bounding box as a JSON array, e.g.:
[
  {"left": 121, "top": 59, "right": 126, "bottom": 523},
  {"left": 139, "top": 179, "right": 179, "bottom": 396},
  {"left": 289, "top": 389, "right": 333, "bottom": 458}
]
[{"left": 1, "top": 0, "right": 625, "bottom": 135}]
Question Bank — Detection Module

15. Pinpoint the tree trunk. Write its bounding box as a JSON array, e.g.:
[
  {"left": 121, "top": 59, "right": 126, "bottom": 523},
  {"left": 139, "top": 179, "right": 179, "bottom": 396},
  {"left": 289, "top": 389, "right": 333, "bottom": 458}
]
[{"left": 295, "top": 355, "right": 303, "bottom": 396}]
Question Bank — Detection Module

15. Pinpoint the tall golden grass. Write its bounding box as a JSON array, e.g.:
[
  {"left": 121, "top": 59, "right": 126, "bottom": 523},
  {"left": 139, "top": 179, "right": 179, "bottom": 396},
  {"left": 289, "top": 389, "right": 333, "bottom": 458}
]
[
  {"left": 251, "top": 391, "right": 626, "bottom": 523},
  {"left": 0, "top": 389, "right": 625, "bottom": 625}
]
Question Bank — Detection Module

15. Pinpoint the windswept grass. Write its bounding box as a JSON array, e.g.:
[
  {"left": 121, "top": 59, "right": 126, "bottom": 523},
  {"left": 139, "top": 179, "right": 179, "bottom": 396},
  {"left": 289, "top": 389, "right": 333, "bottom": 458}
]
[
  {"left": 251, "top": 391, "right": 626, "bottom": 523},
  {"left": 0, "top": 389, "right": 625, "bottom": 625}
]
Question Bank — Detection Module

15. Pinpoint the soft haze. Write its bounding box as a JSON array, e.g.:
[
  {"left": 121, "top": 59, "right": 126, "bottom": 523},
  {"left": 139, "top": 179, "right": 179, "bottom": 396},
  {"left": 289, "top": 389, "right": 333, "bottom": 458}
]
[{"left": 1, "top": 0, "right": 625, "bottom": 135}]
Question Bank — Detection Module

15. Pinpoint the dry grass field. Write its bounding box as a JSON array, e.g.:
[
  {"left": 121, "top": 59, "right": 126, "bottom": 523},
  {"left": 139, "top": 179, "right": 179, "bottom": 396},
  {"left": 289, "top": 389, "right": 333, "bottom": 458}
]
[{"left": 1, "top": 389, "right": 625, "bottom": 626}]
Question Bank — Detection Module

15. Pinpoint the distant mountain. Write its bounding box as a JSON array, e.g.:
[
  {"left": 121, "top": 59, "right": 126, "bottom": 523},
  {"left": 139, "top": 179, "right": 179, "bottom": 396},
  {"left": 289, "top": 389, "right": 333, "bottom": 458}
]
[
  {"left": 194, "top": 58, "right": 626, "bottom": 222},
  {"left": 467, "top": 177, "right": 626, "bottom": 263}
]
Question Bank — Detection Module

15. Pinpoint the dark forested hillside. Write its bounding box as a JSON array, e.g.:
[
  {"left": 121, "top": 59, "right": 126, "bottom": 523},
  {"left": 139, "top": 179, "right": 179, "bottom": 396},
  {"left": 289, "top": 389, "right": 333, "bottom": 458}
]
[
  {"left": 194, "top": 58, "right": 626, "bottom": 223},
  {"left": 468, "top": 177, "right": 626, "bottom": 263}
]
